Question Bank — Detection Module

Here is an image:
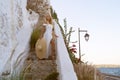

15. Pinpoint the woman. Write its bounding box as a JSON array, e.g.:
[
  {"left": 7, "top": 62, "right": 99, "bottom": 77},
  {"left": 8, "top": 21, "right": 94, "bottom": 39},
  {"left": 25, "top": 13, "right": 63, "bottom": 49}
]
[{"left": 35, "top": 13, "right": 55, "bottom": 59}]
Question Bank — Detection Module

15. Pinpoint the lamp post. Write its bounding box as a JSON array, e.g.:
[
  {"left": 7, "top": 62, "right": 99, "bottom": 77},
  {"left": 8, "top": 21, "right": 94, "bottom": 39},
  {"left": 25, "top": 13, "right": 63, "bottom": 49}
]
[{"left": 78, "top": 28, "right": 89, "bottom": 63}]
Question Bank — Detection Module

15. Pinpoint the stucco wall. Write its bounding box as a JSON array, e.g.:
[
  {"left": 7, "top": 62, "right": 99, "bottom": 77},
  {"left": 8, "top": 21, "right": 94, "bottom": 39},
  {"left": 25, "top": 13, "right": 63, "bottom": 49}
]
[
  {"left": 0, "top": 0, "right": 39, "bottom": 75},
  {"left": 54, "top": 21, "right": 78, "bottom": 80}
]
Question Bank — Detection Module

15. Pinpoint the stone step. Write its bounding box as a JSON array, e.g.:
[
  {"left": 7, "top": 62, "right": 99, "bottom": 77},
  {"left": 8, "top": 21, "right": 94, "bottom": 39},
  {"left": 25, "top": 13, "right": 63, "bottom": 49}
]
[{"left": 23, "top": 51, "right": 58, "bottom": 80}]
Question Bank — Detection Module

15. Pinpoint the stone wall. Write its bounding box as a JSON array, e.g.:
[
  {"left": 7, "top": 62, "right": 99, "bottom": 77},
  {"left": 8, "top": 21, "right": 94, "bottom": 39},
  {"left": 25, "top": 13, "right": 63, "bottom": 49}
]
[{"left": 27, "top": 0, "right": 51, "bottom": 27}]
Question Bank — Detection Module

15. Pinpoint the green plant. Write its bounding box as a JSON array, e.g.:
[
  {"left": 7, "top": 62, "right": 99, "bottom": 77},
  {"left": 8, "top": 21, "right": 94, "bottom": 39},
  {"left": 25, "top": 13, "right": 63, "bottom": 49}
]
[
  {"left": 30, "top": 28, "right": 40, "bottom": 51},
  {"left": 50, "top": 7, "right": 59, "bottom": 21},
  {"left": 44, "top": 72, "right": 59, "bottom": 80},
  {"left": 62, "top": 18, "right": 77, "bottom": 63},
  {"left": 55, "top": 18, "right": 77, "bottom": 63}
]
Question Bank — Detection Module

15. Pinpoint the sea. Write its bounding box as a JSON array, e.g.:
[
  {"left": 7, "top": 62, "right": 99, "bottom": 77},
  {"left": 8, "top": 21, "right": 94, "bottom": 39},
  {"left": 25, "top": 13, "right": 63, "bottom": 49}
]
[{"left": 98, "top": 67, "right": 120, "bottom": 76}]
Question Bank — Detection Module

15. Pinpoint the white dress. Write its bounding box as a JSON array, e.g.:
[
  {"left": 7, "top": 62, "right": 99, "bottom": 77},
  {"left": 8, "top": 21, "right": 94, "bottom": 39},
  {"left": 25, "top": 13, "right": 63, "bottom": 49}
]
[{"left": 43, "top": 24, "right": 52, "bottom": 58}]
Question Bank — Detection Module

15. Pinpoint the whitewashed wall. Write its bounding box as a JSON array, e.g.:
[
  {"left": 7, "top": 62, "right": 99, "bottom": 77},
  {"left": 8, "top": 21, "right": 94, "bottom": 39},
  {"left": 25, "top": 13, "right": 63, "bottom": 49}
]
[
  {"left": 54, "top": 21, "right": 78, "bottom": 80},
  {"left": 0, "top": 0, "right": 39, "bottom": 75}
]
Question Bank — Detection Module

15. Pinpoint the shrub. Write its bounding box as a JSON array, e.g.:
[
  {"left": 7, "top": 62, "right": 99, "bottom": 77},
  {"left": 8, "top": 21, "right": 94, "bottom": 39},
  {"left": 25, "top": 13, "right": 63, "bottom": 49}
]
[
  {"left": 30, "top": 28, "right": 40, "bottom": 51},
  {"left": 74, "top": 63, "right": 103, "bottom": 80},
  {"left": 44, "top": 72, "right": 59, "bottom": 80},
  {"left": 74, "top": 63, "right": 94, "bottom": 80}
]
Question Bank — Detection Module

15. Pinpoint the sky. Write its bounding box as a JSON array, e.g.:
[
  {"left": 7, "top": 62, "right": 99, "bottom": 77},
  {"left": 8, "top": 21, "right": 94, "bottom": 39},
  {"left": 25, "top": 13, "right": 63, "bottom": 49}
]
[{"left": 50, "top": 0, "right": 120, "bottom": 65}]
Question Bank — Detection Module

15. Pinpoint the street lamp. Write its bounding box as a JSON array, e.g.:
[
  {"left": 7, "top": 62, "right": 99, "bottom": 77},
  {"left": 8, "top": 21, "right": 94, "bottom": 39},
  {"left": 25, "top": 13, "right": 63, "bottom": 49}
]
[
  {"left": 78, "top": 28, "right": 89, "bottom": 63},
  {"left": 84, "top": 33, "right": 89, "bottom": 41}
]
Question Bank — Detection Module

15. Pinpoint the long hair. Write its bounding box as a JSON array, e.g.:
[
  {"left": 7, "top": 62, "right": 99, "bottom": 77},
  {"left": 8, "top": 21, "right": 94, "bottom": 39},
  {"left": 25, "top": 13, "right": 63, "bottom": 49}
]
[{"left": 45, "top": 13, "right": 52, "bottom": 24}]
